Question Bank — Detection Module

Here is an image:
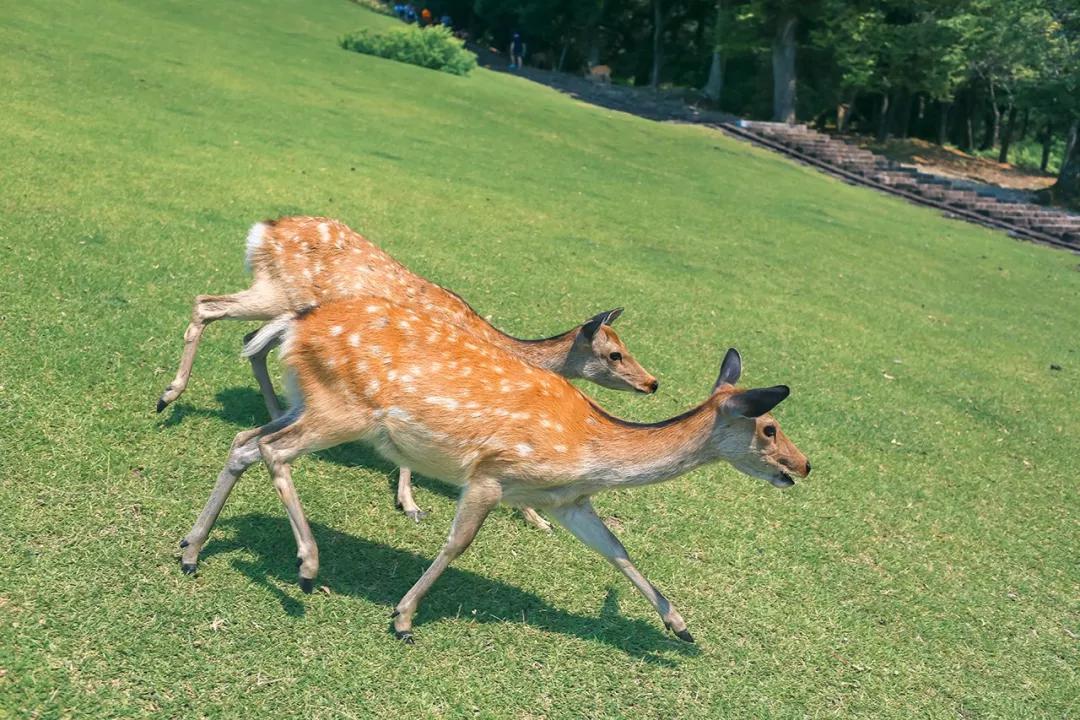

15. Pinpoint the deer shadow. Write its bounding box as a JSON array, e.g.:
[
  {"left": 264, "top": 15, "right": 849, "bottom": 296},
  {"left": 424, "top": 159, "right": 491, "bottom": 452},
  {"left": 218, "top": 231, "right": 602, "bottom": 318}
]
[
  {"left": 160, "top": 386, "right": 461, "bottom": 504},
  {"left": 198, "top": 513, "right": 699, "bottom": 664}
]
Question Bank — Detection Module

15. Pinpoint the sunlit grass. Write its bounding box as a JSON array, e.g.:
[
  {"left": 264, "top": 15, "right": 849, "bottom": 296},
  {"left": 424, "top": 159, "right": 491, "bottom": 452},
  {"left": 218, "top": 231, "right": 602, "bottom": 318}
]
[{"left": 1, "top": 0, "right": 1078, "bottom": 717}]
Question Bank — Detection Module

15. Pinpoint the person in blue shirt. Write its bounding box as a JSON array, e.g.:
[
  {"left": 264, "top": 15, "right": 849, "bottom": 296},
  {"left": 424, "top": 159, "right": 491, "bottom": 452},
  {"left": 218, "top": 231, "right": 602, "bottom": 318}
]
[{"left": 509, "top": 32, "right": 526, "bottom": 70}]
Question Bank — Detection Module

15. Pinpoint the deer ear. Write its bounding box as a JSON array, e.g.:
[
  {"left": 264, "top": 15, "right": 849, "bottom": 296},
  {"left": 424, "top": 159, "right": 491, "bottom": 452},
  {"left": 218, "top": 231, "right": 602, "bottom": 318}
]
[
  {"left": 721, "top": 385, "right": 789, "bottom": 418},
  {"left": 713, "top": 348, "right": 742, "bottom": 391},
  {"left": 582, "top": 308, "right": 622, "bottom": 340},
  {"left": 602, "top": 307, "right": 624, "bottom": 325}
]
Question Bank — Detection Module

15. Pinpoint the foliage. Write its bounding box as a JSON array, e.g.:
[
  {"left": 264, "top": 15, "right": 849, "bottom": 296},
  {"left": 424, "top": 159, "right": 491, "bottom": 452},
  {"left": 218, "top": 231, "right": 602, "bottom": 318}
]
[{"left": 340, "top": 25, "right": 477, "bottom": 75}]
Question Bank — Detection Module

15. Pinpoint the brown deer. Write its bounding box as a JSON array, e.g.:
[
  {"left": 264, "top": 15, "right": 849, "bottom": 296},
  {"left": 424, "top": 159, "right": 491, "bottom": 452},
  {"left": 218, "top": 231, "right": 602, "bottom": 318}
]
[
  {"left": 179, "top": 296, "right": 810, "bottom": 644},
  {"left": 586, "top": 63, "right": 612, "bottom": 85},
  {"left": 156, "top": 216, "right": 658, "bottom": 528}
]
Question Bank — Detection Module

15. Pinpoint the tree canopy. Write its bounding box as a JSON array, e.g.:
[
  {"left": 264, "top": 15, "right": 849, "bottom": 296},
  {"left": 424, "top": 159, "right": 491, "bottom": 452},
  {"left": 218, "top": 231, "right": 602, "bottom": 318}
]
[{"left": 418, "top": 0, "right": 1080, "bottom": 202}]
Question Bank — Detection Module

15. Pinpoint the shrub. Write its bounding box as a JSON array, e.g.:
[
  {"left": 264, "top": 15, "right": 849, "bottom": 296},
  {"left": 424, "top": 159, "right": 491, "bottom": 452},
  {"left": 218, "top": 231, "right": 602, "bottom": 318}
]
[{"left": 339, "top": 26, "right": 477, "bottom": 76}]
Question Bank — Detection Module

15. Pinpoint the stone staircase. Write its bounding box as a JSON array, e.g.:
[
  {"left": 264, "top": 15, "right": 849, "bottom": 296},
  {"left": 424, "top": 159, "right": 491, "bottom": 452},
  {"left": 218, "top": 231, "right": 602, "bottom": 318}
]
[{"left": 735, "top": 122, "right": 1080, "bottom": 251}]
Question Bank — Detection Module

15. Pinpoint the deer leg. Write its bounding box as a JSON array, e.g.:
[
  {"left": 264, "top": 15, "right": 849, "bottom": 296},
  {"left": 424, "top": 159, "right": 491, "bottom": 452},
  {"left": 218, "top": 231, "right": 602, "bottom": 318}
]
[
  {"left": 257, "top": 415, "right": 336, "bottom": 593},
  {"left": 179, "top": 412, "right": 296, "bottom": 573},
  {"left": 520, "top": 507, "right": 553, "bottom": 532},
  {"left": 395, "top": 466, "right": 428, "bottom": 522},
  {"left": 243, "top": 328, "right": 283, "bottom": 419},
  {"left": 157, "top": 285, "right": 284, "bottom": 412},
  {"left": 391, "top": 480, "right": 501, "bottom": 643},
  {"left": 547, "top": 500, "right": 694, "bottom": 643}
]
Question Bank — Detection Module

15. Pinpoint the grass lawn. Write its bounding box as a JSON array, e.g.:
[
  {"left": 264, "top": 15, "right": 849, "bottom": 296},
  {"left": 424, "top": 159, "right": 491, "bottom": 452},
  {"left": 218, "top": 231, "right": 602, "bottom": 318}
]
[{"left": 1, "top": 0, "right": 1078, "bottom": 717}]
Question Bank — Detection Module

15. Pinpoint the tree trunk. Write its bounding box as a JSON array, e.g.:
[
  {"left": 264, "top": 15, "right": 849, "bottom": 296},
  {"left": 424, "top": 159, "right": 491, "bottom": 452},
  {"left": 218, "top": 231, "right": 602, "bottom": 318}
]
[
  {"left": 702, "top": 51, "right": 725, "bottom": 102},
  {"left": 1018, "top": 107, "right": 1030, "bottom": 141},
  {"left": 980, "top": 82, "right": 1000, "bottom": 151},
  {"left": 937, "top": 100, "right": 951, "bottom": 145},
  {"left": 650, "top": 0, "right": 663, "bottom": 89},
  {"left": 1052, "top": 119, "right": 1080, "bottom": 204},
  {"left": 771, "top": 14, "right": 797, "bottom": 123},
  {"left": 558, "top": 41, "right": 569, "bottom": 72},
  {"left": 956, "top": 85, "right": 975, "bottom": 150},
  {"left": 1040, "top": 122, "right": 1053, "bottom": 172},
  {"left": 896, "top": 90, "right": 914, "bottom": 138},
  {"left": 998, "top": 104, "right": 1017, "bottom": 164},
  {"left": 876, "top": 92, "right": 895, "bottom": 142}
]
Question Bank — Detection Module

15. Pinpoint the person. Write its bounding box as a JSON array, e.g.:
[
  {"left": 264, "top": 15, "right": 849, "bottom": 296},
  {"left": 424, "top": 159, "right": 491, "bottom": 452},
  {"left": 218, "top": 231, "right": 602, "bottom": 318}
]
[
  {"left": 420, "top": 7, "right": 432, "bottom": 26},
  {"left": 439, "top": 14, "right": 452, "bottom": 28},
  {"left": 403, "top": 3, "right": 417, "bottom": 23},
  {"left": 509, "top": 32, "right": 525, "bottom": 70}
]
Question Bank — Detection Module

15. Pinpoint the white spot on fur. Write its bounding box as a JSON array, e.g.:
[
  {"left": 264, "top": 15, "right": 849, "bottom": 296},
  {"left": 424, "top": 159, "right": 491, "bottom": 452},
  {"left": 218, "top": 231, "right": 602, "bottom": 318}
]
[
  {"left": 366, "top": 304, "right": 383, "bottom": 313},
  {"left": 388, "top": 407, "right": 411, "bottom": 420},
  {"left": 424, "top": 396, "right": 459, "bottom": 410},
  {"left": 365, "top": 379, "right": 380, "bottom": 396},
  {"left": 348, "top": 333, "right": 360, "bottom": 347},
  {"left": 554, "top": 444, "right": 568, "bottom": 453},
  {"left": 515, "top": 444, "right": 533, "bottom": 456},
  {"left": 329, "top": 325, "right": 343, "bottom": 337},
  {"left": 318, "top": 222, "right": 330, "bottom": 243}
]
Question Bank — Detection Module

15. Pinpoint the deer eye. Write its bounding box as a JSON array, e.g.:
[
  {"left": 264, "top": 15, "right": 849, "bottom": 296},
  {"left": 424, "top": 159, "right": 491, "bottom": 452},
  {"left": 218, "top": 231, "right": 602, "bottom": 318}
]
[
  {"left": 608, "top": 352, "right": 622, "bottom": 362},
  {"left": 763, "top": 425, "right": 777, "bottom": 438}
]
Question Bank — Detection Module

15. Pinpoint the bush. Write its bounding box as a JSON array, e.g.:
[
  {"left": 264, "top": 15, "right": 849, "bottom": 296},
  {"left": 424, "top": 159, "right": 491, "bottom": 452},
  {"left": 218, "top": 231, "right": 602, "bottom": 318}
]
[{"left": 339, "top": 26, "right": 477, "bottom": 76}]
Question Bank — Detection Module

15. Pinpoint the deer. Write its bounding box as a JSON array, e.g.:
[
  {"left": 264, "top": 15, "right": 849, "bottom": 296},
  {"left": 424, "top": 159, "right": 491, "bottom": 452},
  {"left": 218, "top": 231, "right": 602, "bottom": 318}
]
[
  {"left": 178, "top": 296, "right": 811, "bottom": 644},
  {"left": 586, "top": 63, "right": 612, "bottom": 85},
  {"left": 155, "top": 216, "right": 659, "bottom": 529}
]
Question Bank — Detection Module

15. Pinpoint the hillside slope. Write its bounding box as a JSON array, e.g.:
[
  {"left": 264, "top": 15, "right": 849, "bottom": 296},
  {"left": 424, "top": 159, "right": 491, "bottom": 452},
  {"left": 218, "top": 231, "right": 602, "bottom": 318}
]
[{"left": 1, "top": 1, "right": 1077, "bottom": 717}]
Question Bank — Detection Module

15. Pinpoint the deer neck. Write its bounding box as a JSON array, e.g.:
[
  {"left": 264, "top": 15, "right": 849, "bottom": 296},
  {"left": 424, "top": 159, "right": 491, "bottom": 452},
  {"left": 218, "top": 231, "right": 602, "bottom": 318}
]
[
  {"left": 579, "top": 400, "right": 726, "bottom": 489},
  {"left": 498, "top": 330, "right": 580, "bottom": 374}
]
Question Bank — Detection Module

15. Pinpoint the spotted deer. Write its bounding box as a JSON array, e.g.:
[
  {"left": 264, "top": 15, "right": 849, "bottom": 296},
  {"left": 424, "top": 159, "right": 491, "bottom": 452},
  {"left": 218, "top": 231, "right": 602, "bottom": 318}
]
[
  {"left": 179, "top": 296, "right": 810, "bottom": 644},
  {"left": 156, "top": 216, "right": 659, "bottom": 528}
]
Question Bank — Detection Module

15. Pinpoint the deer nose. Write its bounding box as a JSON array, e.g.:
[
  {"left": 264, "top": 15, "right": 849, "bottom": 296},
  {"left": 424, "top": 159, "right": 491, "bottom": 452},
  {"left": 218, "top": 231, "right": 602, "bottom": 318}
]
[
  {"left": 805, "top": 461, "right": 812, "bottom": 476},
  {"left": 649, "top": 379, "right": 659, "bottom": 393}
]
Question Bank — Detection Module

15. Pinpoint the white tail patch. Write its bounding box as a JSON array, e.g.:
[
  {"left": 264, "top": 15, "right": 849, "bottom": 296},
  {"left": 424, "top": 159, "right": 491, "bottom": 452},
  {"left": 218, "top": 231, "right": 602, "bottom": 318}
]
[
  {"left": 241, "top": 313, "right": 294, "bottom": 358},
  {"left": 244, "top": 222, "right": 269, "bottom": 272}
]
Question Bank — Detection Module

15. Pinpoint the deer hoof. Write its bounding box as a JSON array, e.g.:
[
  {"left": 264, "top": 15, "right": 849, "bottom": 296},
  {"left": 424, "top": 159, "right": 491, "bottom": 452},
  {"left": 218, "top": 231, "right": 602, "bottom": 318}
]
[
  {"left": 395, "top": 630, "right": 415, "bottom": 644},
  {"left": 405, "top": 510, "right": 428, "bottom": 523},
  {"left": 674, "top": 628, "right": 695, "bottom": 643},
  {"left": 179, "top": 538, "right": 189, "bottom": 548},
  {"left": 156, "top": 397, "right": 168, "bottom": 413},
  {"left": 299, "top": 577, "right": 314, "bottom": 594},
  {"left": 181, "top": 562, "right": 197, "bottom": 575}
]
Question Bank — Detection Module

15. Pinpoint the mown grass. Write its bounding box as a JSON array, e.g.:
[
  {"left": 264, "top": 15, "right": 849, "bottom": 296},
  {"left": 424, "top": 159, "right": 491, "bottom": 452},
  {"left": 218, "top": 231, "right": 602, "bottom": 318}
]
[{"left": 1, "top": 0, "right": 1078, "bottom": 717}]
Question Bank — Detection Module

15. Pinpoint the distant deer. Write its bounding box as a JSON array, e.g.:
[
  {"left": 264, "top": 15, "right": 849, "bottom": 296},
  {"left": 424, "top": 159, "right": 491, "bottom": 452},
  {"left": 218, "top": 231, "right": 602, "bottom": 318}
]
[
  {"left": 586, "top": 63, "right": 612, "bottom": 85},
  {"left": 156, "top": 217, "right": 658, "bottom": 528},
  {"left": 179, "top": 297, "right": 810, "bottom": 644}
]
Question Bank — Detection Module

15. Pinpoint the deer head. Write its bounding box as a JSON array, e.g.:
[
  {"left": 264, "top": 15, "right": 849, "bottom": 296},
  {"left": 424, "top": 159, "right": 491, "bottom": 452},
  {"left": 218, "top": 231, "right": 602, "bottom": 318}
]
[
  {"left": 571, "top": 308, "right": 659, "bottom": 394},
  {"left": 708, "top": 348, "right": 810, "bottom": 488}
]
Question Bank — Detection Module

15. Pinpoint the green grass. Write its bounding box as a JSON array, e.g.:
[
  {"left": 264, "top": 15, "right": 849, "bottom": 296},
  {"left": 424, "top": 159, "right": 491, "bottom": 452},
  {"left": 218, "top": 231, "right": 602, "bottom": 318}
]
[{"left": 1, "top": 0, "right": 1078, "bottom": 717}]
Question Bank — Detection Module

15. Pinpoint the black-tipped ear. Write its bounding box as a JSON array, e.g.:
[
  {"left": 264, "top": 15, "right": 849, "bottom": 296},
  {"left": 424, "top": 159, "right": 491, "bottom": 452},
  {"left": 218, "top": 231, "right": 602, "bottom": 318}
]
[
  {"left": 713, "top": 348, "right": 742, "bottom": 391},
  {"left": 582, "top": 308, "right": 622, "bottom": 340},
  {"left": 721, "top": 385, "right": 790, "bottom": 418},
  {"left": 602, "top": 307, "right": 624, "bottom": 325}
]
